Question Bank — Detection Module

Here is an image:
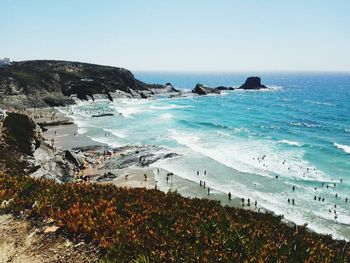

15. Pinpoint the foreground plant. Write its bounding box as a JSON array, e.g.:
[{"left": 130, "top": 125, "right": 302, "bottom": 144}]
[{"left": 0, "top": 171, "right": 349, "bottom": 262}]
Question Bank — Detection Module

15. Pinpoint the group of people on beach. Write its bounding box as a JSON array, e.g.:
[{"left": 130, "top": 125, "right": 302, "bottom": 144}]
[
  {"left": 254, "top": 154, "right": 349, "bottom": 221},
  {"left": 194, "top": 160, "right": 349, "bottom": 223}
]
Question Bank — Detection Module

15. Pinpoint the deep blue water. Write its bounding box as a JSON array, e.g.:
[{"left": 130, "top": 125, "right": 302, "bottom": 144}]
[{"left": 61, "top": 72, "right": 350, "bottom": 239}]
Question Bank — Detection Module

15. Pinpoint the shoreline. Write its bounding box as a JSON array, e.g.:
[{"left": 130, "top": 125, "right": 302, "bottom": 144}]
[
  {"left": 27, "top": 105, "right": 350, "bottom": 241},
  {"left": 36, "top": 107, "right": 265, "bottom": 210}
]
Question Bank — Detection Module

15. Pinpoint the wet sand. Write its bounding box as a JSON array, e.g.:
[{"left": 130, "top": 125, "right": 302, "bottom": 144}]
[{"left": 43, "top": 122, "right": 103, "bottom": 150}]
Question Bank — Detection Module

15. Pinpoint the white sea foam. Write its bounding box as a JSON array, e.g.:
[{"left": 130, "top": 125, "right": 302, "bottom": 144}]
[
  {"left": 115, "top": 107, "right": 142, "bottom": 118},
  {"left": 169, "top": 130, "right": 326, "bottom": 182},
  {"left": 233, "top": 85, "right": 283, "bottom": 92},
  {"left": 304, "top": 100, "right": 335, "bottom": 107},
  {"left": 159, "top": 113, "right": 174, "bottom": 120},
  {"left": 149, "top": 105, "right": 193, "bottom": 110},
  {"left": 266, "top": 85, "right": 283, "bottom": 91},
  {"left": 289, "top": 122, "right": 322, "bottom": 128},
  {"left": 104, "top": 128, "right": 126, "bottom": 138},
  {"left": 279, "top": 140, "right": 302, "bottom": 147},
  {"left": 110, "top": 98, "right": 150, "bottom": 118},
  {"left": 233, "top": 127, "right": 250, "bottom": 134},
  {"left": 334, "top": 143, "right": 350, "bottom": 154},
  {"left": 88, "top": 135, "right": 121, "bottom": 147}
]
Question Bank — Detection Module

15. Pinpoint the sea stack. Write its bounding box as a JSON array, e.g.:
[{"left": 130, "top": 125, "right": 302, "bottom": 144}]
[
  {"left": 192, "top": 83, "right": 221, "bottom": 95},
  {"left": 238, "top": 77, "right": 268, "bottom": 90}
]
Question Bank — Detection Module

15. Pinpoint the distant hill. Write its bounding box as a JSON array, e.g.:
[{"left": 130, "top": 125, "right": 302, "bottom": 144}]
[{"left": 0, "top": 60, "right": 172, "bottom": 108}]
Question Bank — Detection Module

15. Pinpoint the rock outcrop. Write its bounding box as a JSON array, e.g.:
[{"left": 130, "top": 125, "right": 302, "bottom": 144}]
[
  {"left": 192, "top": 84, "right": 221, "bottom": 95},
  {"left": 238, "top": 77, "right": 268, "bottom": 90},
  {"left": 0, "top": 60, "right": 179, "bottom": 108},
  {"left": 92, "top": 113, "right": 114, "bottom": 118},
  {"left": 2, "top": 112, "right": 41, "bottom": 155},
  {"left": 215, "top": 86, "right": 235, "bottom": 91}
]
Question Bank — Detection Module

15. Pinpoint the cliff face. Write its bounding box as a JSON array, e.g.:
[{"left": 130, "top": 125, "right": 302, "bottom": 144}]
[
  {"left": 2, "top": 112, "right": 41, "bottom": 155},
  {"left": 0, "top": 60, "right": 170, "bottom": 108}
]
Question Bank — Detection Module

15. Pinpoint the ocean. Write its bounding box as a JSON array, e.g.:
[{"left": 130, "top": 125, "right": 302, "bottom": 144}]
[{"left": 59, "top": 72, "right": 350, "bottom": 240}]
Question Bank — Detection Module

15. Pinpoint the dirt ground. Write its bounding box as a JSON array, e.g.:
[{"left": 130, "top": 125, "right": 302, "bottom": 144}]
[{"left": 0, "top": 214, "right": 101, "bottom": 263}]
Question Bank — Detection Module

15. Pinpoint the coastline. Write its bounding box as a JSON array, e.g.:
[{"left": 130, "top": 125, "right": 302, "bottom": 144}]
[
  {"left": 36, "top": 107, "right": 299, "bottom": 225},
  {"left": 1, "top": 101, "right": 350, "bottom": 262},
  {"left": 37, "top": 107, "right": 260, "bottom": 209},
  {"left": 23, "top": 104, "right": 349, "bottom": 241}
]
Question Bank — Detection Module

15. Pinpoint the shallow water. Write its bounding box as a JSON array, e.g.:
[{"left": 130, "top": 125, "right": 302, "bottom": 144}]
[{"left": 59, "top": 72, "right": 350, "bottom": 240}]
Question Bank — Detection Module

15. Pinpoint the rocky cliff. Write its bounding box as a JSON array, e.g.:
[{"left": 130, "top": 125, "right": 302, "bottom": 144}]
[{"left": 0, "top": 60, "right": 177, "bottom": 108}]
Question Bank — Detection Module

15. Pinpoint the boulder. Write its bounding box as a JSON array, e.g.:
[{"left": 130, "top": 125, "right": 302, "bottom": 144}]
[
  {"left": 238, "top": 77, "right": 268, "bottom": 90},
  {"left": 92, "top": 113, "right": 114, "bottom": 118},
  {"left": 215, "top": 86, "right": 235, "bottom": 91},
  {"left": 64, "top": 150, "right": 83, "bottom": 167},
  {"left": 151, "top": 83, "right": 180, "bottom": 94},
  {"left": 192, "top": 84, "right": 221, "bottom": 96}
]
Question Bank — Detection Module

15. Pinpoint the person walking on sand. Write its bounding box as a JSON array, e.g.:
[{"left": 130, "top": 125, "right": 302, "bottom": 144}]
[
  {"left": 207, "top": 187, "right": 210, "bottom": 195},
  {"left": 203, "top": 181, "right": 206, "bottom": 188},
  {"left": 144, "top": 174, "right": 147, "bottom": 181},
  {"left": 228, "top": 192, "right": 232, "bottom": 200},
  {"left": 200, "top": 180, "right": 202, "bottom": 186}
]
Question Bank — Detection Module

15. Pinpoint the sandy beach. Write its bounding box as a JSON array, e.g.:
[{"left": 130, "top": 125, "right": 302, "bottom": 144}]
[{"left": 29, "top": 107, "right": 255, "bottom": 212}]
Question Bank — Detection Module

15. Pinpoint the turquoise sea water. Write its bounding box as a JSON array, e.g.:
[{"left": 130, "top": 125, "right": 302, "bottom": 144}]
[{"left": 60, "top": 72, "right": 350, "bottom": 240}]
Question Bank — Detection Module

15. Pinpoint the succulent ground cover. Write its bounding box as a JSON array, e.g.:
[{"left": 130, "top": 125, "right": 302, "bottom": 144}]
[{"left": 0, "top": 171, "right": 349, "bottom": 262}]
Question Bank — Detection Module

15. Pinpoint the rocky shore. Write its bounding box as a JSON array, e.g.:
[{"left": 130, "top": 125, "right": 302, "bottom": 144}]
[
  {"left": 0, "top": 60, "right": 180, "bottom": 109},
  {"left": 0, "top": 60, "right": 271, "bottom": 109},
  {"left": 1, "top": 108, "right": 179, "bottom": 190}
]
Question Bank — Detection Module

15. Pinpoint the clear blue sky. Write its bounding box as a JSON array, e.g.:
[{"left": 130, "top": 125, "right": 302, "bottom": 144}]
[{"left": 1, "top": 0, "right": 349, "bottom": 71}]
